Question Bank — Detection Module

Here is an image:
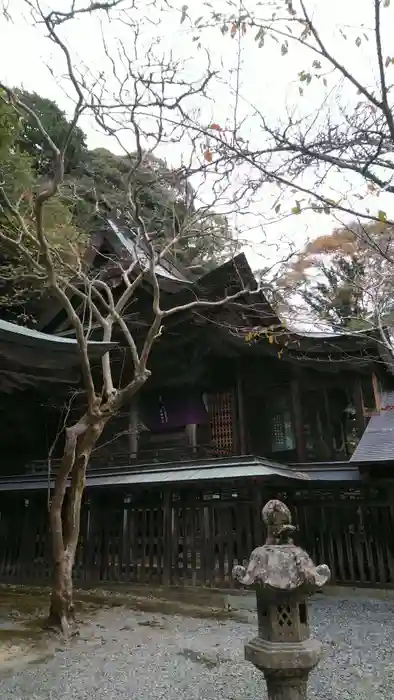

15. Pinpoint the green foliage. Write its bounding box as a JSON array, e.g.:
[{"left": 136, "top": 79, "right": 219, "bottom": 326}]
[
  {"left": 0, "top": 92, "right": 20, "bottom": 158},
  {"left": 0, "top": 90, "right": 238, "bottom": 321},
  {"left": 0, "top": 193, "right": 87, "bottom": 324},
  {"left": 66, "top": 147, "right": 238, "bottom": 270},
  {"left": 15, "top": 91, "right": 87, "bottom": 176},
  {"left": 0, "top": 94, "right": 87, "bottom": 322}
]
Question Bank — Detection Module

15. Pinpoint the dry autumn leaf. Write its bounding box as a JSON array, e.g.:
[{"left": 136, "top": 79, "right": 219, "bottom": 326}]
[
  {"left": 208, "top": 123, "right": 222, "bottom": 131},
  {"left": 203, "top": 149, "right": 213, "bottom": 162}
]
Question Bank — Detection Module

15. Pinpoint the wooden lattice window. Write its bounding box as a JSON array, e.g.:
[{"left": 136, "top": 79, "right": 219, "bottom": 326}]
[{"left": 208, "top": 392, "right": 235, "bottom": 455}]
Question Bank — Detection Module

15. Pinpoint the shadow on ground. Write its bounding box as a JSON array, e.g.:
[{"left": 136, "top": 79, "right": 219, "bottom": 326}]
[{"left": 0, "top": 582, "right": 246, "bottom": 675}]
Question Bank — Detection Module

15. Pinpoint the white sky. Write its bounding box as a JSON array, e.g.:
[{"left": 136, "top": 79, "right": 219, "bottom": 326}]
[{"left": 1, "top": 0, "right": 394, "bottom": 273}]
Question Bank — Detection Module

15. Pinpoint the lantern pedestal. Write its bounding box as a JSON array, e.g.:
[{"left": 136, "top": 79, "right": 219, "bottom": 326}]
[
  {"left": 246, "top": 637, "right": 321, "bottom": 700},
  {"left": 233, "top": 499, "right": 330, "bottom": 700}
]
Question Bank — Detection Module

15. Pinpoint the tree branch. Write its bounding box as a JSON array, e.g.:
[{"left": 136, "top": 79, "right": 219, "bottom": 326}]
[
  {"left": 299, "top": 0, "right": 382, "bottom": 109},
  {"left": 374, "top": 0, "right": 394, "bottom": 142}
]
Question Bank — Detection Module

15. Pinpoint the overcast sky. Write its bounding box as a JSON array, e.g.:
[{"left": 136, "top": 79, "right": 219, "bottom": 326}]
[{"left": 1, "top": 0, "right": 393, "bottom": 272}]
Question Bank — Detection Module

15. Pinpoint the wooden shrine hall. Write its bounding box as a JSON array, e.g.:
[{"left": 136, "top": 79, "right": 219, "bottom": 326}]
[{"left": 0, "top": 214, "right": 394, "bottom": 590}]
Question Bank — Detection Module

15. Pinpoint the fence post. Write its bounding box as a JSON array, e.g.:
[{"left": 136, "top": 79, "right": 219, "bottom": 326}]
[{"left": 162, "top": 488, "right": 172, "bottom": 585}]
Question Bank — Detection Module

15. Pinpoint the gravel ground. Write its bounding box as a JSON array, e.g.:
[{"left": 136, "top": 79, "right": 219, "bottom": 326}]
[{"left": 0, "top": 595, "right": 393, "bottom": 700}]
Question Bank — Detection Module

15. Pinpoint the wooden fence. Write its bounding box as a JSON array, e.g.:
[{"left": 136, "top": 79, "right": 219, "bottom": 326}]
[{"left": 0, "top": 482, "right": 393, "bottom": 588}]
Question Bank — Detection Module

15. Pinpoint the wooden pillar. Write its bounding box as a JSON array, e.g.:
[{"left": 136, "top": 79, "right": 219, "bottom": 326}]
[
  {"left": 253, "top": 485, "right": 263, "bottom": 547},
  {"left": 129, "top": 398, "right": 139, "bottom": 460},
  {"left": 236, "top": 369, "right": 247, "bottom": 454},
  {"left": 372, "top": 372, "right": 381, "bottom": 412},
  {"left": 387, "top": 486, "right": 394, "bottom": 584},
  {"left": 353, "top": 376, "right": 366, "bottom": 438},
  {"left": 86, "top": 492, "right": 101, "bottom": 583},
  {"left": 323, "top": 386, "right": 335, "bottom": 460},
  {"left": 291, "top": 375, "right": 306, "bottom": 463},
  {"left": 16, "top": 497, "right": 33, "bottom": 580},
  {"left": 186, "top": 423, "right": 197, "bottom": 453}
]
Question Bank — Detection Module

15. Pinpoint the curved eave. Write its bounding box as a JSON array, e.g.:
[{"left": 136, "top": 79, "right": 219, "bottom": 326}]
[
  {"left": 0, "top": 319, "right": 116, "bottom": 359},
  {"left": 210, "top": 325, "right": 377, "bottom": 366},
  {"left": 271, "top": 328, "right": 380, "bottom": 353},
  {"left": 215, "top": 323, "right": 390, "bottom": 369}
]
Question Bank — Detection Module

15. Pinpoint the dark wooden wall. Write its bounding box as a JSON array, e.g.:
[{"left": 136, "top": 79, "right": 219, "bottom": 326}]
[
  {"left": 0, "top": 481, "right": 393, "bottom": 589},
  {"left": 3, "top": 356, "right": 381, "bottom": 475},
  {"left": 241, "top": 360, "right": 370, "bottom": 463}
]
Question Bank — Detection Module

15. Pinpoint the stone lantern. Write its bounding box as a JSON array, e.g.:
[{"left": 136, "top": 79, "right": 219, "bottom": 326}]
[{"left": 233, "top": 499, "right": 330, "bottom": 700}]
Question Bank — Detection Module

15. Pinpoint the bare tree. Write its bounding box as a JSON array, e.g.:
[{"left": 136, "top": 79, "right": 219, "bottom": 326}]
[
  {"left": 142, "top": 0, "right": 394, "bottom": 350},
  {"left": 170, "top": 1, "right": 394, "bottom": 262},
  {"left": 0, "top": 0, "right": 265, "bottom": 634}
]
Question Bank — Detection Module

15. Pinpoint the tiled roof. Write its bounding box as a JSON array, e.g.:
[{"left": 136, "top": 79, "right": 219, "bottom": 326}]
[{"left": 351, "top": 391, "right": 394, "bottom": 461}]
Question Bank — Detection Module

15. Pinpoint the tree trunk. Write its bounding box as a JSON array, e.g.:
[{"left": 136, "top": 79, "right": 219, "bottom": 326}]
[
  {"left": 48, "top": 417, "right": 106, "bottom": 634},
  {"left": 48, "top": 552, "right": 75, "bottom": 634}
]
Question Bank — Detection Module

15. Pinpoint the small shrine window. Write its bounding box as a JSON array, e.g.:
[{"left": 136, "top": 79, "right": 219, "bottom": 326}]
[{"left": 270, "top": 395, "right": 295, "bottom": 453}]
